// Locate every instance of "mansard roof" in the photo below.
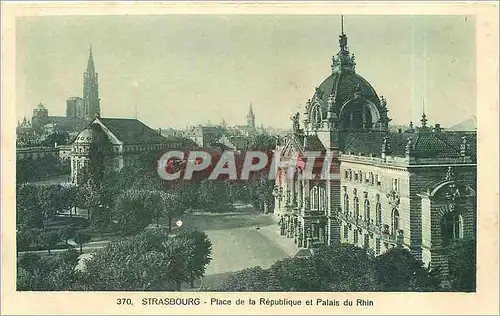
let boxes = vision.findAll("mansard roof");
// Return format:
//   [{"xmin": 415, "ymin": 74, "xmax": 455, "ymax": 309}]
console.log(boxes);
[
  {"xmin": 342, "ymin": 130, "xmax": 476, "ymax": 160},
  {"xmin": 98, "ymin": 117, "xmax": 166, "ymax": 145}
]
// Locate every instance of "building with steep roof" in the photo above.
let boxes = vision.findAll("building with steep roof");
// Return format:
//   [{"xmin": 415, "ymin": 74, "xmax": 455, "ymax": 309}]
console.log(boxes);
[
  {"xmin": 273, "ymin": 19, "xmax": 476, "ymax": 276},
  {"xmin": 70, "ymin": 117, "xmax": 182, "ymax": 184}
]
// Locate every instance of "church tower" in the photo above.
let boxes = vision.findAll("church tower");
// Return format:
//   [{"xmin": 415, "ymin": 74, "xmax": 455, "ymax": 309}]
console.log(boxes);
[
  {"xmin": 247, "ymin": 103, "xmax": 255, "ymax": 129},
  {"xmin": 83, "ymin": 45, "xmax": 100, "ymax": 120}
]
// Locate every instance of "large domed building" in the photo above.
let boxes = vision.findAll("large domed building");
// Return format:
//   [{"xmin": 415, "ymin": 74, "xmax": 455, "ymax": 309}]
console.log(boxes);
[
  {"xmin": 273, "ymin": 21, "xmax": 477, "ymax": 283},
  {"xmin": 303, "ymin": 30, "xmax": 390, "ymax": 132},
  {"xmin": 70, "ymin": 116, "xmax": 181, "ymax": 184}
]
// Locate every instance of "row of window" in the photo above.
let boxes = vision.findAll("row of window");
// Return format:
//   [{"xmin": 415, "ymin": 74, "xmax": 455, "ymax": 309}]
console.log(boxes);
[
  {"xmin": 345, "ymin": 228, "xmax": 386, "ymax": 255},
  {"xmin": 343, "ymin": 192, "xmax": 400, "ymax": 235},
  {"xmin": 344, "ymin": 169, "xmax": 400, "ymax": 191},
  {"xmin": 72, "ymin": 143, "xmax": 171, "ymax": 154}
]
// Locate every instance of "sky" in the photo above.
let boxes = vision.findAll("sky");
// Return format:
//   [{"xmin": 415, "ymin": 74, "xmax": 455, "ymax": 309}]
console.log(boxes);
[{"xmin": 16, "ymin": 14, "xmax": 476, "ymax": 129}]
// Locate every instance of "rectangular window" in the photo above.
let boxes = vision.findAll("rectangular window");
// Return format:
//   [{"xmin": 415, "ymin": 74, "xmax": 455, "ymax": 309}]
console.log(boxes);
[
  {"xmin": 353, "ymin": 230, "xmax": 358, "ymax": 244},
  {"xmin": 345, "ymin": 170, "xmax": 349, "ymax": 179},
  {"xmin": 375, "ymin": 238, "xmax": 381, "ymax": 255},
  {"xmin": 377, "ymin": 174, "xmax": 381, "ymax": 186},
  {"xmin": 393, "ymin": 178, "xmax": 399, "ymax": 191},
  {"xmin": 354, "ymin": 172, "xmax": 359, "ymax": 181},
  {"xmin": 364, "ymin": 233, "xmax": 370, "ymax": 249},
  {"xmin": 344, "ymin": 225, "xmax": 349, "ymax": 240}
]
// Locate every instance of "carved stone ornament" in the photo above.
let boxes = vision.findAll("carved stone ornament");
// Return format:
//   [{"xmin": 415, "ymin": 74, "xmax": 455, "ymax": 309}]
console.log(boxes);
[{"xmin": 386, "ymin": 190, "xmax": 400, "ymax": 207}]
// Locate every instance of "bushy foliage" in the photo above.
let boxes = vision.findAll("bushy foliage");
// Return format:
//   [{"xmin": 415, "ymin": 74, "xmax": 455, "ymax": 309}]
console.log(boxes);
[
  {"xmin": 443, "ymin": 238, "xmax": 476, "ymax": 292},
  {"xmin": 17, "ymin": 250, "xmax": 81, "ymax": 291},
  {"xmin": 80, "ymin": 228, "xmax": 212, "ymax": 291},
  {"xmin": 215, "ymin": 244, "xmax": 441, "ymax": 292}
]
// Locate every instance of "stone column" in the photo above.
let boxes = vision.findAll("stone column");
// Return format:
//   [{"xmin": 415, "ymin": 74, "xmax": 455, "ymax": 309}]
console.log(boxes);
[
  {"xmin": 297, "ymin": 174, "xmax": 303, "ymax": 208},
  {"xmin": 290, "ymin": 172, "xmax": 296, "ymax": 207},
  {"xmin": 302, "ymin": 178, "xmax": 310, "ymax": 213}
]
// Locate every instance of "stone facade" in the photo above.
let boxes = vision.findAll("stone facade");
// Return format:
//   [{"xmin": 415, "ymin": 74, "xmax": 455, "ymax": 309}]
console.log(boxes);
[
  {"xmin": 70, "ymin": 117, "xmax": 180, "ymax": 184},
  {"xmin": 273, "ymin": 25, "xmax": 477, "ymax": 275}
]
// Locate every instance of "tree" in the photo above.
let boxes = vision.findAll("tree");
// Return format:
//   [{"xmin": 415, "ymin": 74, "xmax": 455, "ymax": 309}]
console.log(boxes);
[
  {"xmin": 41, "ymin": 131, "xmax": 70, "ymax": 147},
  {"xmin": 62, "ymin": 185, "xmax": 79, "ymax": 217},
  {"xmin": 74, "ymin": 230, "xmax": 91, "ymax": 253},
  {"xmin": 213, "ymin": 267, "xmax": 272, "ymax": 291},
  {"xmin": 443, "ymin": 238, "xmax": 476, "ymax": 292},
  {"xmin": 90, "ymin": 205, "xmax": 113, "ymax": 237},
  {"xmin": 16, "ymin": 226, "xmax": 33, "ymax": 253},
  {"xmin": 37, "ymin": 185, "xmax": 67, "ymax": 219},
  {"xmin": 313, "ymin": 244, "xmax": 379, "ymax": 291},
  {"xmin": 114, "ymin": 189, "xmax": 156, "ymax": 235},
  {"xmin": 374, "ymin": 247, "xmax": 440, "ymax": 291},
  {"xmin": 175, "ymin": 228, "xmax": 212, "ymax": 287},
  {"xmin": 16, "ymin": 184, "xmax": 44, "ymax": 228},
  {"xmin": 17, "ymin": 252, "xmax": 81, "ymax": 291},
  {"xmin": 81, "ymin": 228, "xmax": 181, "ymax": 291},
  {"xmin": 40, "ymin": 229, "xmax": 61, "ymax": 255},
  {"xmin": 247, "ymin": 133, "xmax": 276, "ymax": 151},
  {"xmin": 197, "ymin": 180, "xmax": 231, "ymax": 213},
  {"xmin": 160, "ymin": 191, "xmax": 186, "ymax": 232},
  {"xmin": 269, "ymin": 257, "xmax": 322, "ymax": 291}
]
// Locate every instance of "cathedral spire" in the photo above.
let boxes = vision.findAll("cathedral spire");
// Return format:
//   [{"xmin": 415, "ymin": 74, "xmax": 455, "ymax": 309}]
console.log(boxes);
[
  {"xmin": 83, "ymin": 45, "xmax": 100, "ymax": 120},
  {"xmin": 247, "ymin": 103, "xmax": 255, "ymax": 129},
  {"xmin": 87, "ymin": 45, "xmax": 95, "ymax": 74}
]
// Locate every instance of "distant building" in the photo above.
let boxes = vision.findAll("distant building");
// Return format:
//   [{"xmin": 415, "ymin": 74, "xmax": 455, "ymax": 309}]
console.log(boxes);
[
  {"xmin": 16, "ymin": 146, "xmax": 58, "ymax": 161},
  {"xmin": 70, "ymin": 117, "xmax": 180, "ymax": 184},
  {"xmin": 185, "ymin": 125, "xmax": 224, "ymax": 147},
  {"xmin": 66, "ymin": 97, "xmax": 84, "ymax": 119},
  {"xmin": 247, "ymin": 103, "xmax": 256, "ymax": 130}
]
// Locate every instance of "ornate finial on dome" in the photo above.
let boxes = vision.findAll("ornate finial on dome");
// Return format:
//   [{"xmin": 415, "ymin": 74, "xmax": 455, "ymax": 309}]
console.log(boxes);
[
  {"xmin": 339, "ymin": 15, "xmax": 348, "ymax": 52},
  {"xmin": 331, "ymin": 15, "xmax": 355, "ymax": 74}
]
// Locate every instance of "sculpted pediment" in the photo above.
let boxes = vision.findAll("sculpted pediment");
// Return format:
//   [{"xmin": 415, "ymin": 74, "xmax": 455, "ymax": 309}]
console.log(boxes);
[{"xmin": 280, "ymin": 136, "xmax": 303, "ymax": 158}]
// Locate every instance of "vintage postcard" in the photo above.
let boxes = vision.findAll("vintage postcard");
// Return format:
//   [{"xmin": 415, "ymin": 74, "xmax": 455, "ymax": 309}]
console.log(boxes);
[{"xmin": 1, "ymin": 1, "xmax": 499, "ymax": 315}]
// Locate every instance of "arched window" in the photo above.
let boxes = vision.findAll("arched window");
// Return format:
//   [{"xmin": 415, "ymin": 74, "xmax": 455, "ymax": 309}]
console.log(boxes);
[
  {"xmin": 364, "ymin": 200, "xmax": 370, "ymax": 222},
  {"xmin": 310, "ymin": 104, "xmax": 323, "ymax": 128},
  {"xmin": 310, "ymin": 186, "xmax": 327, "ymax": 211},
  {"xmin": 391, "ymin": 208, "xmax": 400, "ymax": 235},
  {"xmin": 310, "ymin": 186, "xmax": 319, "ymax": 210},
  {"xmin": 441, "ymin": 212, "xmax": 463, "ymax": 245},
  {"xmin": 354, "ymin": 197, "xmax": 360, "ymax": 219},
  {"xmin": 376, "ymin": 203, "xmax": 382, "ymax": 226},
  {"xmin": 343, "ymin": 194, "xmax": 349, "ymax": 214}
]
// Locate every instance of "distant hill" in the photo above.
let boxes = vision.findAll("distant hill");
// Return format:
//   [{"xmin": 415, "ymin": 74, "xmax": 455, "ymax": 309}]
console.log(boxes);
[{"xmin": 448, "ymin": 117, "xmax": 477, "ymax": 131}]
